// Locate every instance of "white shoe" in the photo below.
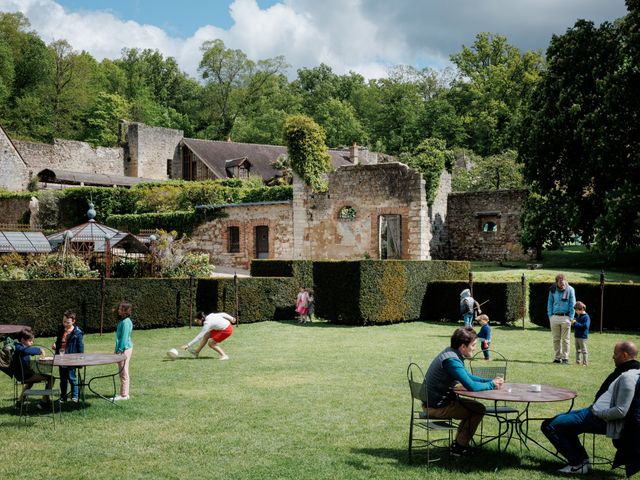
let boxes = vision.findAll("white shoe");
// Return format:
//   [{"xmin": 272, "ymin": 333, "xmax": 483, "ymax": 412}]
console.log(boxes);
[
  {"xmin": 558, "ymin": 461, "xmax": 591, "ymax": 474},
  {"xmin": 219, "ymin": 355, "xmax": 230, "ymax": 361},
  {"xmin": 112, "ymin": 395, "xmax": 130, "ymax": 401}
]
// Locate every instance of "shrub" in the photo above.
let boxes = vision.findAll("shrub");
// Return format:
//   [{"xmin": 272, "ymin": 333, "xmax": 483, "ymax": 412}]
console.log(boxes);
[
  {"xmin": 106, "ymin": 210, "xmax": 225, "ymax": 235},
  {"xmin": 25, "ymin": 254, "xmax": 98, "ymax": 279},
  {"xmin": 197, "ymin": 277, "xmax": 297, "ymax": 323},
  {"xmin": 0, "ymin": 278, "xmax": 193, "ymax": 335}
]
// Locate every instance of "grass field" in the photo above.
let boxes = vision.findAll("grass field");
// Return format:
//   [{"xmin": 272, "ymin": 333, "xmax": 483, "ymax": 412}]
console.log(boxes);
[
  {"xmin": 2, "ymin": 320, "xmax": 638, "ymax": 480},
  {"xmin": 471, "ymin": 246, "xmax": 640, "ymax": 283}
]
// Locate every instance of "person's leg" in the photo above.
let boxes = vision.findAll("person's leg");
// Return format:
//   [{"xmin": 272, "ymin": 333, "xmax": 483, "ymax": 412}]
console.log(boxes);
[
  {"xmin": 463, "ymin": 313, "xmax": 473, "ymax": 327},
  {"xmin": 550, "ymin": 316, "xmax": 562, "ymax": 361},
  {"xmin": 207, "ymin": 339, "xmax": 229, "ymax": 360},
  {"xmin": 118, "ymin": 348, "xmax": 133, "ymax": 398},
  {"xmin": 560, "ymin": 318, "xmax": 571, "ymax": 361},
  {"xmin": 582, "ymin": 340, "xmax": 588, "ymax": 366},
  {"xmin": 59, "ymin": 366, "xmax": 69, "ymax": 400},
  {"xmin": 68, "ymin": 367, "xmax": 79, "ymax": 400},
  {"xmin": 541, "ymin": 407, "xmax": 606, "ymax": 466},
  {"xmin": 194, "ymin": 336, "xmax": 209, "ymax": 355},
  {"xmin": 427, "ymin": 397, "xmax": 485, "ymax": 446}
]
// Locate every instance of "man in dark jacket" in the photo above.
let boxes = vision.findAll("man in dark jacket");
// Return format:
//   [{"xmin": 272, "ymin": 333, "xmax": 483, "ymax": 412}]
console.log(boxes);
[{"xmin": 613, "ymin": 376, "xmax": 640, "ymax": 478}]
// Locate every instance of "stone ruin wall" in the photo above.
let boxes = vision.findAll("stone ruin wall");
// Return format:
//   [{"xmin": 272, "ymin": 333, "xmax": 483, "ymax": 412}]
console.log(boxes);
[
  {"xmin": 0, "ymin": 126, "xmax": 30, "ymax": 191},
  {"xmin": 0, "ymin": 198, "xmax": 31, "ymax": 224},
  {"xmin": 187, "ymin": 202, "xmax": 293, "ymax": 269},
  {"xmin": 125, "ymin": 123, "xmax": 183, "ymax": 179},
  {"xmin": 427, "ymin": 169, "xmax": 451, "ymax": 259},
  {"xmin": 13, "ymin": 139, "xmax": 125, "ymax": 176},
  {"xmin": 293, "ymin": 162, "xmax": 429, "ymax": 260},
  {"xmin": 446, "ymin": 189, "xmax": 532, "ymax": 261}
]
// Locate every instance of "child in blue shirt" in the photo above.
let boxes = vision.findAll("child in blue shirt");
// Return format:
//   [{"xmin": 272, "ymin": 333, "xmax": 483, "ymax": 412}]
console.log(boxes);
[
  {"xmin": 476, "ymin": 314, "xmax": 491, "ymax": 360},
  {"xmin": 572, "ymin": 301, "xmax": 590, "ymax": 366}
]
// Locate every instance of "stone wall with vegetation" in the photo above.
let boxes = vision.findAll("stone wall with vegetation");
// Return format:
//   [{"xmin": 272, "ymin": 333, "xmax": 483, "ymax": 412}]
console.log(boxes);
[{"xmin": 446, "ymin": 189, "xmax": 531, "ymax": 261}]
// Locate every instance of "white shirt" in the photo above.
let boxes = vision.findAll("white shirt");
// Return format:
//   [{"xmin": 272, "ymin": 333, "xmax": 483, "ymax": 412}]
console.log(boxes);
[{"xmin": 187, "ymin": 313, "xmax": 235, "ymax": 347}]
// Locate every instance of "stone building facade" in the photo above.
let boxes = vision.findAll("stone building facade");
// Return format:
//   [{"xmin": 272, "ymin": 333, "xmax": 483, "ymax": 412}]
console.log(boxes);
[
  {"xmin": 446, "ymin": 189, "xmax": 531, "ymax": 261},
  {"xmin": 0, "ymin": 125, "xmax": 30, "ymax": 191},
  {"xmin": 125, "ymin": 122, "xmax": 183, "ymax": 179},
  {"xmin": 187, "ymin": 162, "xmax": 452, "ymax": 268}
]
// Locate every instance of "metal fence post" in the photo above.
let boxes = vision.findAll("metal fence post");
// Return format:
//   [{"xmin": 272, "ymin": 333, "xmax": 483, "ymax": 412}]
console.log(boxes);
[
  {"xmin": 521, "ymin": 272, "xmax": 526, "ymax": 330},
  {"xmin": 600, "ymin": 269, "xmax": 605, "ymax": 334}
]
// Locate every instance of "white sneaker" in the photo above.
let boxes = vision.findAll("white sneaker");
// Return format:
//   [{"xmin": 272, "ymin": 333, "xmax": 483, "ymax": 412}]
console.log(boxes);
[
  {"xmin": 558, "ymin": 461, "xmax": 591, "ymax": 474},
  {"xmin": 219, "ymin": 355, "xmax": 230, "ymax": 361},
  {"xmin": 112, "ymin": 395, "xmax": 130, "ymax": 401}
]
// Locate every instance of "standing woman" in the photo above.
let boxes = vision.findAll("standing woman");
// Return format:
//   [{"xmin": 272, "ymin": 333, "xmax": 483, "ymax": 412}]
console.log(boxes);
[{"xmin": 114, "ymin": 300, "xmax": 133, "ymax": 401}]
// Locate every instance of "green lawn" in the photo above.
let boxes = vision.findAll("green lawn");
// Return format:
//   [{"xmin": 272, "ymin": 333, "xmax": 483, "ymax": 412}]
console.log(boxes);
[
  {"xmin": 471, "ymin": 246, "xmax": 640, "ymax": 283},
  {"xmin": 2, "ymin": 320, "xmax": 638, "ymax": 479}
]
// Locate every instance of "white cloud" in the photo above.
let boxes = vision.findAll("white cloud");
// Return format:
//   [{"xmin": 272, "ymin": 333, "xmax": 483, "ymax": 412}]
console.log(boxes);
[{"xmin": 0, "ymin": 0, "xmax": 629, "ymax": 80}]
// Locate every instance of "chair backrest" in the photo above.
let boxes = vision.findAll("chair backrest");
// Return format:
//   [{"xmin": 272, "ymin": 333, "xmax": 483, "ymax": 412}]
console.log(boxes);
[
  {"xmin": 469, "ymin": 350, "xmax": 508, "ymax": 380},
  {"xmin": 407, "ymin": 362, "xmax": 428, "ymax": 406}
]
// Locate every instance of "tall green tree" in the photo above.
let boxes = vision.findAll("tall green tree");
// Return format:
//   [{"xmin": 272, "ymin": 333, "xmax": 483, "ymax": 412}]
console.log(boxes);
[
  {"xmin": 452, "ymin": 150, "xmax": 524, "ymax": 192},
  {"xmin": 518, "ymin": 9, "xmax": 635, "ymax": 256},
  {"xmin": 400, "ymin": 138, "xmax": 453, "ymax": 203},
  {"xmin": 199, "ymin": 39, "xmax": 287, "ymax": 140},
  {"xmin": 449, "ymin": 33, "xmax": 544, "ymax": 156}
]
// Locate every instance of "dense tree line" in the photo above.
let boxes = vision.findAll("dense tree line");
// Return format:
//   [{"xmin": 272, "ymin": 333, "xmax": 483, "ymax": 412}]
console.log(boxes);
[{"xmin": 2, "ymin": 5, "xmax": 638, "ymax": 257}]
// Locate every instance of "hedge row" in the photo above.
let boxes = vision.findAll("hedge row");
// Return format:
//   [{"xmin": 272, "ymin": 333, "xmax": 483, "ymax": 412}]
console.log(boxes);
[
  {"xmin": 422, "ymin": 281, "xmax": 525, "ymax": 325},
  {"xmin": 0, "ymin": 278, "xmax": 193, "ymax": 336},
  {"xmin": 312, "ymin": 260, "xmax": 470, "ymax": 325},
  {"xmin": 529, "ymin": 281, "xmax": 640, "ymax": 331},
  {"xmin": 105, "ymin": 207, "xmax": 227, "ymax": 235},
  {"xmin": 197, "ymin": 277, "xmax": 297, "ymax": 323}
]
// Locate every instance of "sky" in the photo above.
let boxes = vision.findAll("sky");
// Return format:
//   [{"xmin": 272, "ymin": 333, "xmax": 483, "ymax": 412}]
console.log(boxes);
[{"xmin": 0, "ymin": 0, "xmax": 630, "ymax": 80}]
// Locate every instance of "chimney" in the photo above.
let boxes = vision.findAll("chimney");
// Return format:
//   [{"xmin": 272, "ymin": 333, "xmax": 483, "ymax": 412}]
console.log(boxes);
[{"xmin": 349, "ymin": 142, "xmax": 359, "ymax": 165}]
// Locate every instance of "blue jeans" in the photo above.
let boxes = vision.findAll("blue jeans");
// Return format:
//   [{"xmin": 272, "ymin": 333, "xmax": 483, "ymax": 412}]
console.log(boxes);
[
  {"xmin": 541, "ymin": 407, "xmax": 606, "ymax": 465},
  {"xmin": 59, "ymin": 366, "xmax": 79, "ymax": 400},
  {"xmin": 463, "ymin": 313, "xmax": 474, "ymax": 327}
]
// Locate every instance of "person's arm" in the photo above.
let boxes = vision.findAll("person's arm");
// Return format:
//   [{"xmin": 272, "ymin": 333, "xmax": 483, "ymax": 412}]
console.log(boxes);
[
  {"xmin": 593, "ymin": 375, "xmax": 637, "ymax": 421},
  {"xmin": 115, "ymin": 320, "xmax": 132, "ymax": 353},
  {"xmin": 77, "ymin": 329, "xmax": 85, "ymax": 353},
  {"xmin": 568, "ymin": 287, "xmax": 576, "ymax": 320},
  {"xmin": 443, "ymin": 357, "xmax": 496, "ymax": 391},
  {"xmin": 219, "ymin": 312, "xmax": 237, "ymax": 325},
  {"xmin": 547, "ymin": 291, "xmax": 554, "ymax": 318},
  {"xmin": 186, "ymin": 322, "xmax": 212, "ymax": 348}
]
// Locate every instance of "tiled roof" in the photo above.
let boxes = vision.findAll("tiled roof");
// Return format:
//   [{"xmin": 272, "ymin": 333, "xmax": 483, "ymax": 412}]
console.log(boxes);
[
  {"xmin": 38, "ymin": 169, "xmax": 155, "ymax": 187},
  {"xmin": 181, "ymin": 139, "xmax": 353, "ymax": 180}
]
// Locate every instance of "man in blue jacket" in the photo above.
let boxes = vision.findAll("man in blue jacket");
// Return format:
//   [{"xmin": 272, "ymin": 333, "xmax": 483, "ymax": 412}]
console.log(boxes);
[
  {"xmin": 547, "ymin": 273, "xmax": 576, "ymax": 364},
  {"xmin": 423, "ymin": 327, "xmax": 504, "ymax": 456}
]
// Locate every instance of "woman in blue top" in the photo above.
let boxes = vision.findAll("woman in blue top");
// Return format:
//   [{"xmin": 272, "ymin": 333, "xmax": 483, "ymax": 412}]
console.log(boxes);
[{"xmin": 114, "ymin": 301, "xmax": 133, "ymax": 401}]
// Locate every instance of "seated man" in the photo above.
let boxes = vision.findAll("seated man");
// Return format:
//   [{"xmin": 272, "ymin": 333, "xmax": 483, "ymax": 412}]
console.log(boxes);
[
  {"xmin": 422, "ymin": 326, "xmax": 504, "ymax": 456},
  {"xmin": 542, "ymin": 341, "xmax": 640, "ymax": 474}
]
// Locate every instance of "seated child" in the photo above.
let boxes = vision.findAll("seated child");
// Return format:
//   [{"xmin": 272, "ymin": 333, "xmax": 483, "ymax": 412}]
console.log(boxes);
[
  {"xmin": 13, "ymin": 329, "xmax": 55, "ymax": 408},
  {"xmin": 476, "ymin": 314, "xmax": 491, "ymax": 360}
]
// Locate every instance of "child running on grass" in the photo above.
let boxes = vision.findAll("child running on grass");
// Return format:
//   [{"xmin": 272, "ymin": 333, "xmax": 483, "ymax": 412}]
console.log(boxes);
[
  {"xmin": 113, "ymin": 301, "xmax": 133, "ymax": 401},
  {"xmin": 182, "ymin": 311, "xmax": 237, "ymax": 360}
]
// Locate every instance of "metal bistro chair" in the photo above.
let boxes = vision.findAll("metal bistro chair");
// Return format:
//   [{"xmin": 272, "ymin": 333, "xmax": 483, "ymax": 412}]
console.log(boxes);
[
  {"xmin": 15, "ymin": 346, "xmax": 61, "ymax": 426},
  {"xmin": 468, "ymin": 350, "xmax": 520, "ymax": 449},
  {"xmin": 407, "ymin": 362, "xmax": 458, "ymax": 464}
]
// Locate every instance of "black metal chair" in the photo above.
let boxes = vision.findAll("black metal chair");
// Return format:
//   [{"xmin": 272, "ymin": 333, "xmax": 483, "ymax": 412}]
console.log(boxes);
[
  {"xmin": 468, "ymin": 350, "xmax": 520, "ymax": 448},
  {"xmin": 407, "ymin": 362, "xmax": 458, "ymax": 464}
]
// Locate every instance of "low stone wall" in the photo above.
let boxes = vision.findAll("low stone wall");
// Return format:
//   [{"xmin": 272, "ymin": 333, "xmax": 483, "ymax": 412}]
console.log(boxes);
[{"xmin": 14, "ymin": 138, "xmax": 125, "ymax": 176}]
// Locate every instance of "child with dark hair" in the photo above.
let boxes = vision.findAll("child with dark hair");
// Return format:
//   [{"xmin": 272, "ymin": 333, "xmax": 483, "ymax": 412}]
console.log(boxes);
[
  {"xmin": 14, "ymin": 329, "xmax": 54, "ymax": 408},
  {"xmin": 52, "ymin": 310, "xmax": 84, "ymax": 402},
  {"xmin": 113, "ymin": 301, "xmax": 133, "ymax": 401},
  {"xmin": 572, "ymin": 301, "xmax": 590, "ymax": 366}
]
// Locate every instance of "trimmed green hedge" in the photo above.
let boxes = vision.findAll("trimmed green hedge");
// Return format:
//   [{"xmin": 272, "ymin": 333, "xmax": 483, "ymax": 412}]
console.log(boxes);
[
  {"xmin": 422, "ymin": 281, "xmax": 525, "ymax": 325},
  {"xmin": 311, "ymin": 260, "xmax": 470, "ymax": 325},
  {"xmin": 105, "ymin": 207, "xmax": 227, "ymax": 235},
  {"xmin": 197, "ymin": 277, "xmax": 297, "ymax": 323},
  {"xmin": 0, "ymin": 278, "xmax": 193, "ymax": 336},
  {"xmin": 529, "ymin": 281, "xmax": 640, "ymax": 331}
]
